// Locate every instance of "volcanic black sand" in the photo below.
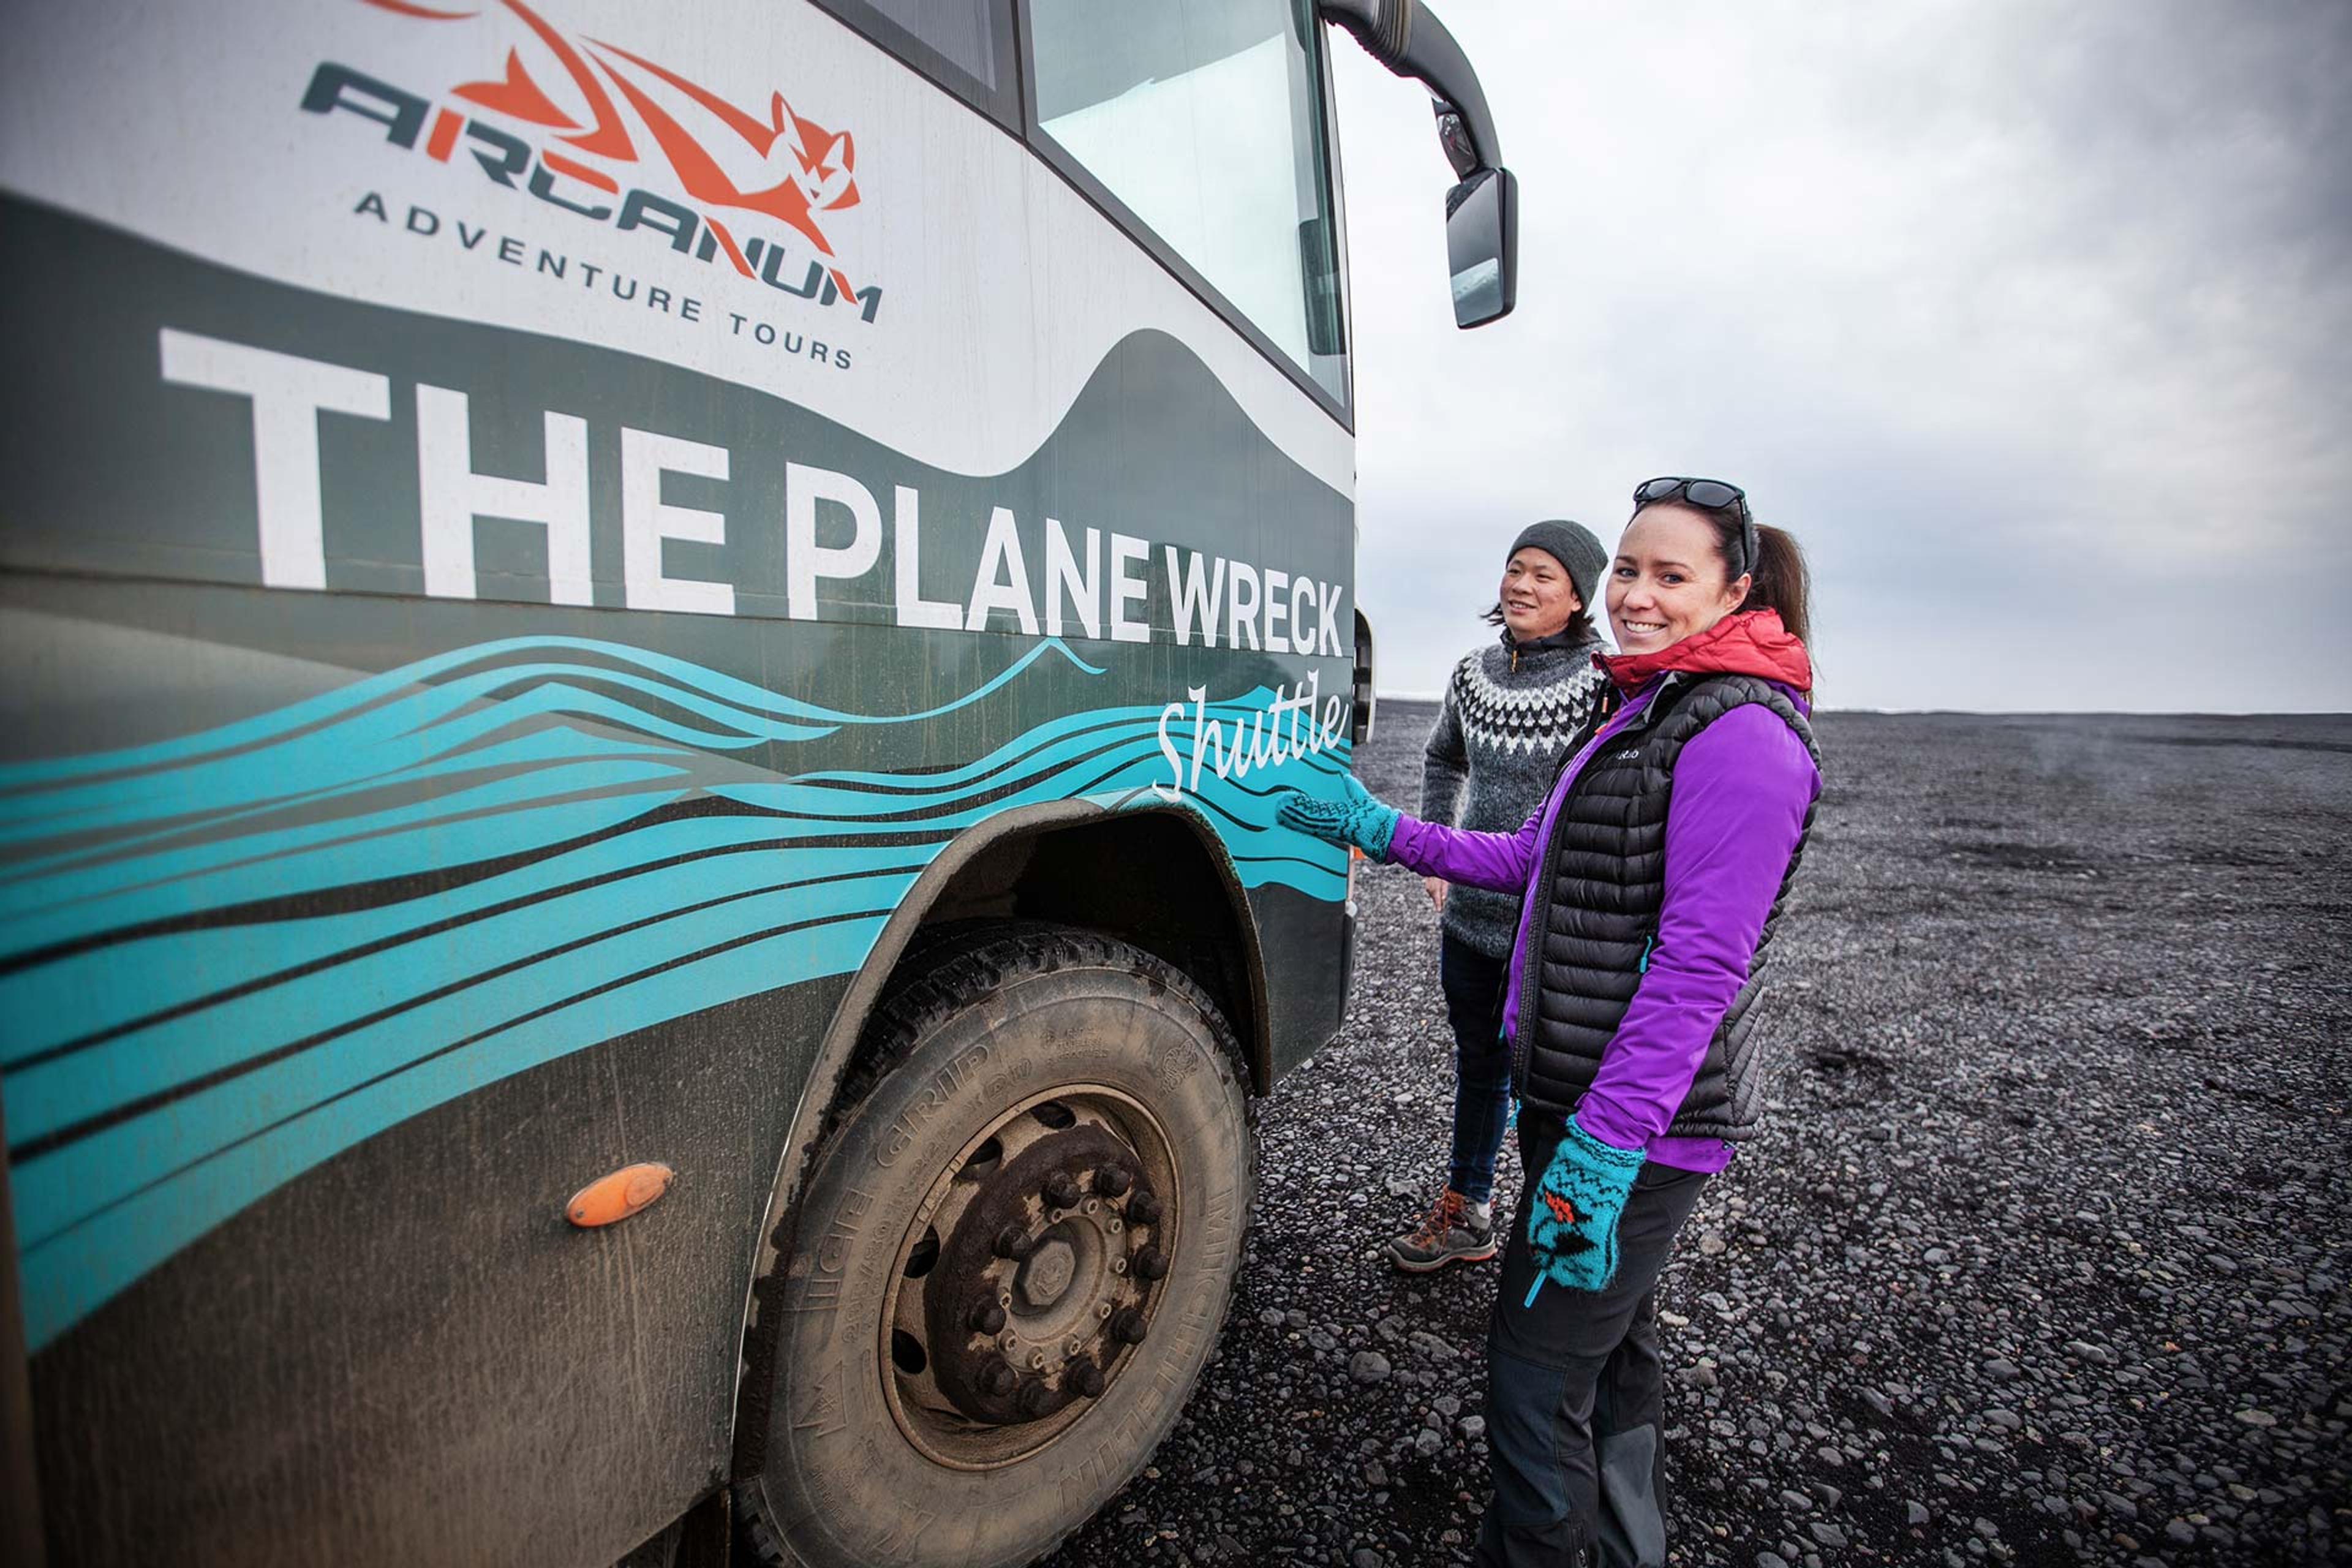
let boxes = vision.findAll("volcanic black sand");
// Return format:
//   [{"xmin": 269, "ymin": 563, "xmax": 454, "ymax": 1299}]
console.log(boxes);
[{"xmin": 1043, "ymin": 706, "xmax": 2351, "ymax": 1567}]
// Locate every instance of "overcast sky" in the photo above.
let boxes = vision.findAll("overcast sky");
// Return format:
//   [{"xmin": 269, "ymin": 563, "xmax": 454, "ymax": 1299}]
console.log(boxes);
[{"xmin": 1327, "ymin": 0, "xmax": 2351, "ymax": 712}]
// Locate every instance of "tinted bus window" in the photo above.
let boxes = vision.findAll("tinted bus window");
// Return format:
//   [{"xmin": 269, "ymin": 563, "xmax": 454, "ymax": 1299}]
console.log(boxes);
[
  {"xmin": 814, "ymin": 0, "xmax": 1020, "ymax": 126},
  {"xmin": 1030, "ymin": 0, "xmax": 1348, "ymax": 404}
]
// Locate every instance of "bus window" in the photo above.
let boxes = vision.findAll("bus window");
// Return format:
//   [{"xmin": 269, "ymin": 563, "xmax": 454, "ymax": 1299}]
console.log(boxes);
[
  {"xmin": 813, "ymin": 0, "xmax": 1021, "ymax": 128},
  {"xmin": 1029, "ymin": 0, "xmax": 1349, "ymax": 405}
]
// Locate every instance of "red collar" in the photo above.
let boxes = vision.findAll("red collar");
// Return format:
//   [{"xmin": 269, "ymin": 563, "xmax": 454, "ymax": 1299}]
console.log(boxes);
[{"xmin": 1597, "ymin": 609, "xmax": 1813, "ymax": 696}]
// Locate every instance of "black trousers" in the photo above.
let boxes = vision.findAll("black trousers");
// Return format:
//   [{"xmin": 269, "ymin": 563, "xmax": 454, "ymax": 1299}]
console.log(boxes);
[{"xmin": 1475, "ymin": 1111, "xmax": 1710, "ymax": 1568}]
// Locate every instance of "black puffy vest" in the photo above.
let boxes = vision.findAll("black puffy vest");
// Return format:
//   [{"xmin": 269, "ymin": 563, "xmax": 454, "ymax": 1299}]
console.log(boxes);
[{"xmin": 1509, "ymin": 673, "xmax": 1820, "ymax": 1142}]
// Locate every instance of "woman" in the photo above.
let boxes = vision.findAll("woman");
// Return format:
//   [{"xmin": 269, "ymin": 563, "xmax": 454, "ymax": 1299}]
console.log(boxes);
[
  {"xmin": 1393, "ymin": 520, "xmax": 1612, "ymax": 1274},
  {"xmin": 1281, "ymin": 478, "xmax": 1820, "ymax": 1567}
]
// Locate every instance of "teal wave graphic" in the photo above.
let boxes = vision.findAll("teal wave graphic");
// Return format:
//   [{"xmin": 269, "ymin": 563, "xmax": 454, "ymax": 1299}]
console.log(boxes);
[{"xmin": 0, "ymin": 635, "xmax": 1353, "ymax": 1351}]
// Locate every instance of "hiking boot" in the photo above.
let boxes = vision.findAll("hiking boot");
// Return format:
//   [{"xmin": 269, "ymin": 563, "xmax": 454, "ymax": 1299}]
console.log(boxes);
[{"xmin": 1387, "ymin": 1187, "xmax": 1498, "ymax": 1273}]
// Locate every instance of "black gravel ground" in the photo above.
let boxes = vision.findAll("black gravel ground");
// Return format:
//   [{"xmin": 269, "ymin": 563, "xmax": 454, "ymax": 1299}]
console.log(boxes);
[{"xmin": 1042, "ymin": 705, "xmax": 2352, "ymax": 1568}]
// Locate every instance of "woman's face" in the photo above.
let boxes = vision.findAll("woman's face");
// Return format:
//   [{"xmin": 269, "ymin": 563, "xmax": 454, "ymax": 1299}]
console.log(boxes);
[
  {"xmin": 1498, "ymin": 548, "xmax": 1580, "ymax": 641},
  {"xmin": 1607, "ymin": 505, "xmax": 1751, "ymax": 656}
]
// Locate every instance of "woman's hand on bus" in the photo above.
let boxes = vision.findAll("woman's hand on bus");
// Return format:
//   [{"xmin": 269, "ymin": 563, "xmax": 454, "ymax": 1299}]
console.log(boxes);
[
  {"xmin": 1275, "ymin": 774, "xmax": 1399, "ymax": 859},
  {"xmin": 1424, "ymin": 877, "xmax": 1448, "ymax": 912}
]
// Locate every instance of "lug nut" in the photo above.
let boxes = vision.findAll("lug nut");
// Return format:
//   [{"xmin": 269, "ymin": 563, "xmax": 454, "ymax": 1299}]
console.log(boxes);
[
  {"xmin": 1072, "ymin": 1362, "xmax": 1107, "ymax": 1398},
  {"xmin": 1095, "ymin": 1165, "xmax": 1132, "ymax": 1197},
  {"xmin": 1110, "ymin": 1307, "xmax": 1148, "ymax": 1345},
  {"xmin": 1126, "ymin": 1191, "xmax": 1161, "ymax": 1227},
  {"xmin": 1017, "ymin": 1379, "xmax": 1055, "ymax": 1418},
  {"xmin": 993, "ymin": 1224, "xmax": 1035, "ymax": 1261},
  {"xmin": 1042, "ymin": 1172, "xmax": 1082, "ymax": 1210},
  {"xmin": 968, "ymin": 1301, "xmax": 1007, "ymax": 1334},
  {"xmin": 980, "ymin": 1362, "xmax": 1018, "ymax": 1397},
  {"xmin": 1133, "ymin": 1244, "xmax": 1170, "ymax": 1281}
]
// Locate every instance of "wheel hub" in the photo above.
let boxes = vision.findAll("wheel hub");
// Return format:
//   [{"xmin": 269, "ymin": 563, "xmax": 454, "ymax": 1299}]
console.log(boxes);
[
  {"xmin": 892, "ymin": 1102, "xmax": 1172, "ymax": 1449},
  {"xmin": 1016, "ymin": 1238, "xmax": 1077, "ymax": 1310}
]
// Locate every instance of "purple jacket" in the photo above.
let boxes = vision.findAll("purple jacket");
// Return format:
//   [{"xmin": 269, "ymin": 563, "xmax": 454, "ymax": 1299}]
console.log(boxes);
[{"xmin": 1385, "ymin": 678, "xmax": 1820, "ymax": 1170}]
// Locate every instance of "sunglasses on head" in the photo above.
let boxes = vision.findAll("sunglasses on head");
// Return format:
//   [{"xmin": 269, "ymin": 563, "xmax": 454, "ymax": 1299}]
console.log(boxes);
[{"xmin": 1633, "ymin": 477, "xmax": 1757, "ymax": 579}]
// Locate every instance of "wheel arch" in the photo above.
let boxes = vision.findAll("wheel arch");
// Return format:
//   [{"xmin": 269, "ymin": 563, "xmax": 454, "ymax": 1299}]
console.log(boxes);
[{"xmin": 727, "ymin": 799, "xmax": 1267, "ymax": 1471}]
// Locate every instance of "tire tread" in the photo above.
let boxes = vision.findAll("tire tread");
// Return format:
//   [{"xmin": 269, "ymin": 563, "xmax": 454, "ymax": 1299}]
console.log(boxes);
[{"xmin": 735, "ymin": 923, "xmax": 1257, "ymax": 1568}]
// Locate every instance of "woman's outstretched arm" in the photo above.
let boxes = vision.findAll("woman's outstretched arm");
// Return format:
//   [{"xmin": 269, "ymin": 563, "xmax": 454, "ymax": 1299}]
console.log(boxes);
[{"xmin": 1385, "ymin": 801, "xmax": 1543, "ymax": 894}]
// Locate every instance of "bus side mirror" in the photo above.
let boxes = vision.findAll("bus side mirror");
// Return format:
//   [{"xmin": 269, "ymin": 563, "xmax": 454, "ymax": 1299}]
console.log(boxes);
[
  {"xmin": 1446, "ymin": 166, "xmax": 1516, "ymax": 328},
  {"xmin": 1320, "ymin": 3, "xmax": 1517, "ymax": 328}
]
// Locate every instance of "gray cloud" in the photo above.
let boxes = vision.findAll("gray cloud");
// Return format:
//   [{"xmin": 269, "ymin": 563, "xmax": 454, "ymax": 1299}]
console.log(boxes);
[{"xmin": 1331, "ymin": 1, "xmax": 2351, "ymax": 711}]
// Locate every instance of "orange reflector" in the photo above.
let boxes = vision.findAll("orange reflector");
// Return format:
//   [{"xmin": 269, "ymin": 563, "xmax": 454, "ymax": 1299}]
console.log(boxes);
[{"xmin": 567, "ymin": 1162, "xmax": 674, "ymax": 1227}]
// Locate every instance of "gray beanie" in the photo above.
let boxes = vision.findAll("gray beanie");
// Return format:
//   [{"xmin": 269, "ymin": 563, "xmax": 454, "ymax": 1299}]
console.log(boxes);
[{"xmin": 1509, "ymin": 519, "xmax": 1607, "ymax": 610}]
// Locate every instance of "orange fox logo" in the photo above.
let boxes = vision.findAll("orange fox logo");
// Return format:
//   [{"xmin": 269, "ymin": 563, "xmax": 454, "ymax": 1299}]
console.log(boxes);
[{"xmin": 362, "ymin": 0, "xmax": 864, "ymax": 294}]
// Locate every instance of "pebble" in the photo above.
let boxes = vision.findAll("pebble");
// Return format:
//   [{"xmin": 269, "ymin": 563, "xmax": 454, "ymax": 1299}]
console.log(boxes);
[{"xmin": 1348, "ymin": 1351, "xmax": 1392, "ymax": 1385}]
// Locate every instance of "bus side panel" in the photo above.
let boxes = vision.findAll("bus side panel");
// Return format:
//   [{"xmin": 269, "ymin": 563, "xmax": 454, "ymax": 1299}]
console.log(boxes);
[
  {"xmin": 0, "ymin": 222, "xmax": 1351, "ymax": 1568},
  {"xmin": 17, "ymin": 975, "xmax": 837, "ymax": 1568},
  {"xmin": 1251, "ymin": 883, "xmax": 1351, "ymax": 1082}
]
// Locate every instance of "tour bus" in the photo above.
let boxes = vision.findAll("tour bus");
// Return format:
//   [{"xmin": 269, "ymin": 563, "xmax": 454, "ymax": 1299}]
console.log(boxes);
[{"xmin": 0, "ymin": 1, "xmax": 1515, "ymax": 1563}]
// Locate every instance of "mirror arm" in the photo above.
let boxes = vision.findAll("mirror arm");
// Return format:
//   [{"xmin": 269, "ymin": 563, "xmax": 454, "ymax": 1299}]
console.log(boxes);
[{"xmin": 1318, "ymin": 1, "xmax": 1502, "ymax": 175}]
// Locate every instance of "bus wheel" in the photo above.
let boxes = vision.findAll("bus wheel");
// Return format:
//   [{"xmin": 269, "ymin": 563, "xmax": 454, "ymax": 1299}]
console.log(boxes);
[{"xmin": 739, "ymin": 927, "xmax": 1254, "ymax": 1568}]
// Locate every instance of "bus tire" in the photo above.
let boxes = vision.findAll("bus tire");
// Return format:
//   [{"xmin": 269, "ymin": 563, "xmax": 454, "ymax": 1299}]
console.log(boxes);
[{"xmin": 738, "ymin": 927, "xmax": 1254, "ymax": 1568}]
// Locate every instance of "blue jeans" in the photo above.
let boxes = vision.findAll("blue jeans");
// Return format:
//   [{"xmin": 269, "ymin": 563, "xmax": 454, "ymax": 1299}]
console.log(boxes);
[
  {"xmin": 1476, "ymin": 1112, "xmax": 1710, "ymax": 1567},
  {"xmin": 1441, "ymin": 934, "xmax": 1514, "ymax": 1205}
]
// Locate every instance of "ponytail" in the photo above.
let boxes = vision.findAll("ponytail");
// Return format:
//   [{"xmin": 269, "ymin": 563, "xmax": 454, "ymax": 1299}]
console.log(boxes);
[{"xmin": 1741, "ymin": 524, "xmax": 1811, "ymax": 646}]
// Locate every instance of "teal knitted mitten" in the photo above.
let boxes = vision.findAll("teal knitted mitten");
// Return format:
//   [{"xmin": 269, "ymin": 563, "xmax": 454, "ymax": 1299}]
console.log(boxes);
[
  {"xmin": 1525, "ymin": 1115, "xmax": 1646, "ymax": 1301},
  {"xmin": 1275, "ymin": 774, "xmax": 1398, "ymax": 859}
]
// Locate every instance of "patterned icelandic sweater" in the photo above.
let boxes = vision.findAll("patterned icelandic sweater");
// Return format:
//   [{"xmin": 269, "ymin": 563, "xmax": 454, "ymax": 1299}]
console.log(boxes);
[{"xmin": 1420, "ymin": 626, "xmax": 1612, "ymax": 958}]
